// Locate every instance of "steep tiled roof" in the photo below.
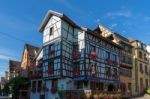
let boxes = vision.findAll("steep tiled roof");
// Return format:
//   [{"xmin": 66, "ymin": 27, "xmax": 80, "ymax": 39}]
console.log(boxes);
[
  {"xmin": 25, "ymin": 44, "xmax": 40, "ymax": 57},
  {"xmin": 39, "ymin": 10, "xmax": 79, "ymax": 32}
]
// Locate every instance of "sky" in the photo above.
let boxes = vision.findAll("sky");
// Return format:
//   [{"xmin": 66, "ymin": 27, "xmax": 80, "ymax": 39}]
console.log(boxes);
[{"xmin": 0, "ymin": 0, "xmax": 150, "ymax": 77}]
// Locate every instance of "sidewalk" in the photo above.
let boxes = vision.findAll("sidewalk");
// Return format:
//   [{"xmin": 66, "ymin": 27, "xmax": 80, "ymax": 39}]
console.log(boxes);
[{"xmin": 131, "ymin": 94, "xmax": 150, "ymax": 99}]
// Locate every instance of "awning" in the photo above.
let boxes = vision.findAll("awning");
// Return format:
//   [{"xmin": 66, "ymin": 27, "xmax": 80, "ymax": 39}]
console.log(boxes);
[{"xmin": 73, "ymin": 76, "xmax": 122, "ymax": 84}]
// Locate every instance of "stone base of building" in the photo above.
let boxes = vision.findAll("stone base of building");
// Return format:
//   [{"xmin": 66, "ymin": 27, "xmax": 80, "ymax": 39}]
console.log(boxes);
[{"xmin": 58, "ymin": 90, "xmax": 123, "ymax": 99}]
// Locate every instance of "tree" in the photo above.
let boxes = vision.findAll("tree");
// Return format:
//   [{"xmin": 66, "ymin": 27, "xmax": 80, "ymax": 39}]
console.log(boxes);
[{"xmin": 3, "ymin": 77, "xmax": 29, "ymax": 99}]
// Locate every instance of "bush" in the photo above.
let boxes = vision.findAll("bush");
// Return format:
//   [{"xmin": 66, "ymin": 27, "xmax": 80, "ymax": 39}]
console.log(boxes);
[{"xmin": 146, "ymin": 88, "xmax": 150, "ymax": 95}]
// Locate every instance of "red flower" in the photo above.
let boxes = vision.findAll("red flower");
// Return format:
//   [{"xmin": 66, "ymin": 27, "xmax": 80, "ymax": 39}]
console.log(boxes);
[
  {"xmin": 37, "ymin": 63, "xmax": 42, "ymax": 68},
  {"xmin": 51, "ymin": 87, "xmax": 57, "ymax": 94},
  {"xmin": 89, "ymin": 51, "xmax": 97, "ymax": 59},
  {"xmin": 38, "ymin": 73, "xmax": 42, "ymax": 78},
  {"xmin": 48, "ymin": 51, "xmax": 55, "ymax": 56},
  {"xmin": 73, "ymin": 70, "xmax": 79, "ymax": 76},
  {"xmin": 72, "ymin": 51, "xmax": 80, "ymax": 59},
  {"xmin": 47, "ymin": 67, "xmax": 53, "ymax": 75}
]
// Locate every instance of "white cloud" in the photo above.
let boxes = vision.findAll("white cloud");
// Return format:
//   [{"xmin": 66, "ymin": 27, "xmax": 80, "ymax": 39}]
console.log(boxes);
[
  {"xmin": 96, "ymin": 18, "xmax": 100, "ymax": 23},
  {"xmin": 105, "ymin": 10, "xmax": 132, "ymax": 18},
  {"xmin": 144, "ymin": 16, "xmax": 150, "ymax": 21},
  {"xmin": 0, "ymin": 48, "xmax": 20, "ymax": 61},
  {"xmin": 109, "ymin": 23, "xmax": 118, "ymax": 29},
  {"xmin": 0, "ymin": 54, "xmax": 17, "ymax": 61}
]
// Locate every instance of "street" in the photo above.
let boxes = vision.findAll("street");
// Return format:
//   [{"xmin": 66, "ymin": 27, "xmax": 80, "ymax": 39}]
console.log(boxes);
[{"xmin": 0, "ymin": 96, "xmax": 11, "ymax": 99}]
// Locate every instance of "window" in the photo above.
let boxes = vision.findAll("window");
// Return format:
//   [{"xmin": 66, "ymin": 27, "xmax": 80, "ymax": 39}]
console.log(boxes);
[
  {"xmin": 48, "ymin": 61, "xmax": 54, "ymax": 74},
  {"xmin": 76, "ymin": 81, "xmax": 83, "ymax": 89},
  {"xmin": 40, "ymin": 94, "xmax": 45, "ymax": 99},
  {"xmin": 52, "ymin": 79, "xmax": 58, "ymax": 88},
  {"xmin": 113, "ymin": 68, "xmax": 117, "ymax": 78},
  {"xmin": 73, "ymin": 44, "xmax": 79, "ymax": 51},
  {"xmin": 90, "ymin": 44, "xmax": 96, "ymax": 52},
  {"xmin": 105, "ymin": 51, "xmax": 110, "ymax": 60},
  {"xmin": 128, "ymin": 83, "xmax": 131, "ymax": 91},
  {"xmin": 139, "ymin": 51, "xmax": 142, "ymax": 58},
  {"xmin": 112, "ymin": 54, "xmax": 117, "ymax": 61},
  {"xmin": 125, "ymin": 45, "xmax": 129, "ymax": 51},
  {"xmin": 140, "ymin": 64, "xmax": 143, "ymax": 73},
  {"xmin": 144, "ymin": 54, "xmax": 147, "ymax": 61},
  {"xmin": 90, "ymin": 82, "xmax": 96, "ymax": 90},
  {"xmin": 73, "ymin": 62, "xmax": 80, "ymax": 76},
  {"xmin": 140, "ymin": 78, "xmax": 143, "ymax": 89},
  {"xmin": 32, "ymin": 81, "xmax": 36, "ymax": 88},
  {"xmin": 49, "ymin": 27, "xmax": 54, "ymax": 36},
  {"xmin": 145, "ymin": 65, "xmax": 147, "ymax": 74},
  {"xmin": 49, "ymin": 44, "xmax": 54, "ymax": 52},
  {"xmin": 38, "ymin": 80, "xmax": 42, "ymax": 88}
]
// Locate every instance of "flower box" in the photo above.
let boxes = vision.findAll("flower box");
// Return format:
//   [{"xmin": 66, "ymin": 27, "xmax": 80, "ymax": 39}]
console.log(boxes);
[
  {"xmin": 47, "ymin": 67, "xmax": 53, "ymax": 75},
  {"xmin": 89, "ymin": 51, "xmax": 97, "ymax": 59},
  {"xmin": 73, "ymin": 70, "xmax": 80, "ymax": 76},
  {"xmin": 72, "ymin": 51, "xmax": 80, "ymax": 59}
]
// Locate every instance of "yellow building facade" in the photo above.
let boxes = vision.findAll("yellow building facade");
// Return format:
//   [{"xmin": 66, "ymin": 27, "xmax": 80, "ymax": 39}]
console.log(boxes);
[{"xmin": 129, "ymin": 39, "xmax": 149, "ymax": 96}]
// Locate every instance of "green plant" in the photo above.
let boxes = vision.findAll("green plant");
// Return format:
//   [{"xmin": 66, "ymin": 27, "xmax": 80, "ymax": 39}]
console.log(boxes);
[{"xmin": 146, "ymin": 88, "xmax": 150, "ymax": 95}]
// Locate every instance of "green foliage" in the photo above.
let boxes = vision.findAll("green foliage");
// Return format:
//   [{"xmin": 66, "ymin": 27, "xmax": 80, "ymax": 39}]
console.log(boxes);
[
  {"xmin": 3, "ymin": 77, "xmax": 29, "ymax": 98},
  {"xmin": 146, "ymin": 88, "xmax": 150, "ymax": 95}
]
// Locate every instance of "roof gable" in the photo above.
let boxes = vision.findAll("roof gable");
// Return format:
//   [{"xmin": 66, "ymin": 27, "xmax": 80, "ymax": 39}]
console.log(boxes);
[{"xmin": 39, "ymin": 10, "xmax": 79, "ymax": 32}]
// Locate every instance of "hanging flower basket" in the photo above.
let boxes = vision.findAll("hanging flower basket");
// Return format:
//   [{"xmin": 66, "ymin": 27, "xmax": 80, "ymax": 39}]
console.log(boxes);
[
  {"xmin": 51, "ymin": 87, "xmax": 57, "ymax": 94},
  {"xmin": 48, "ymin": 50, "xmax": 55, "ymax": 56},
  {"xmin": 89, "ymin": 51, "xmax": 97, "ymax": 59}
]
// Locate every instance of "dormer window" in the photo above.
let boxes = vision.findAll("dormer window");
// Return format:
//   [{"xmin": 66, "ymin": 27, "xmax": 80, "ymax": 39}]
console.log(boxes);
[{"xmin": 49, "ymin": 27, "xmax": 54, "ymax": 36}]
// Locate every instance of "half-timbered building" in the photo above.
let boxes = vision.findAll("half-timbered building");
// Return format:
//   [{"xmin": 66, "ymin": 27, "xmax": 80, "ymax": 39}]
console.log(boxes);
[
  {"xmin": 31, "ymin": 10, "xmax": 123, "ymax": 99},
  {"xmin": 93, "ymin": 25, "xmax": 133, "ymax": 98}
]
